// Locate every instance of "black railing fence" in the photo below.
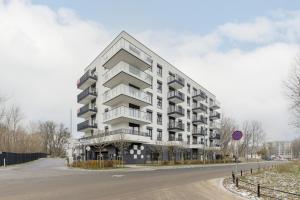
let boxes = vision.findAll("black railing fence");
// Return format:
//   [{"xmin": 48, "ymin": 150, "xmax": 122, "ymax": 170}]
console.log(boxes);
[
  {"xmin": 0, "ymin": 152, "xmax": 46, "ymax": 166},
  {"xmin": 231, "ymin": 165, "xmax": 300, "ymax": 199}
]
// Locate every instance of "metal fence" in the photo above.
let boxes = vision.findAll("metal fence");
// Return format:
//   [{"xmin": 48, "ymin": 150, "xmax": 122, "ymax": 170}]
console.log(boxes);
[
  {"xmin": 0, "ymin": 152, "xmax": 47, "ymax": 166},
  {"xmin": 232, "ymin": 166, "xmax": 300, "ymax": 199}
]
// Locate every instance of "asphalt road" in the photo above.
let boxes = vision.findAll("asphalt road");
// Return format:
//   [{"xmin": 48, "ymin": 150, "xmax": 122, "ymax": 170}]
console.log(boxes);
[{"xmin": 0, "ymin": 158, "xmax": 284, "ymax": 200}]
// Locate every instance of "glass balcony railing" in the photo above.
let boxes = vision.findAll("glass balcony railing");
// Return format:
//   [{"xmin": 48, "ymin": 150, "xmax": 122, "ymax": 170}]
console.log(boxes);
[
  {"xmin": 102, "ymin": 38, "xmax": 153, "ymax": 67},
  {"xmin": 103, "ymin": 106, "xmax": 151, "ymax": 123},
  {"xmin": 103, "ymin": 84, "xmax": 152, "ymax": 104},
  {"xmin": 102, "ymin": 62, "xmax": 152, "ymax": 86}
]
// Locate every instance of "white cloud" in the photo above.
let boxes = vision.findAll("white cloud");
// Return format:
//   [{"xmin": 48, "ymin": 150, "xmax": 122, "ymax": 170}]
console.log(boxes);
[{"xmin": 0, "ymin": 0, "xmax": 299, "ymax": 140}]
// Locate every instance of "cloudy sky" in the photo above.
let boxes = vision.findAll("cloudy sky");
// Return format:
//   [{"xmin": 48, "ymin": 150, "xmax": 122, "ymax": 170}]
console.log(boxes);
[{"xmin": 1, "ymin": 0, "xmax": 300, "ymax": 140}]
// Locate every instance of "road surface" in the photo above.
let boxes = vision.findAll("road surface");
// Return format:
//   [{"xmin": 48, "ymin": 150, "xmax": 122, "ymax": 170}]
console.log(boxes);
[{"xmin": 0, "ymin": 158, "xmax": 282, "ymax": 200}]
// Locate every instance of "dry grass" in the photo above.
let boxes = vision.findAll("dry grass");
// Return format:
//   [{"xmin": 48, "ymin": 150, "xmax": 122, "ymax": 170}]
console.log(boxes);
[{"xmin": 70, "ymin": 160, "xmax": 123, "ymax": 169}]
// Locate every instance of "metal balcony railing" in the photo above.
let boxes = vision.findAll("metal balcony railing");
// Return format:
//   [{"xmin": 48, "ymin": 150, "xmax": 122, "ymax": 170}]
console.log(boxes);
[
  {"xmin": 167, "ymin": 74, "xmax": 185, "ymax": 86},
  {"xmin": 168, "ymin": 121, "xmax": 185, "ymax": 130},
  {"xmin": 77, "ymin": 87, "xmax": 97, "ymax": 103},
  {"xmin": 77, "ymin": 104, "xmax": 97, "ymax": 117},
  {"xmin": 168, "ymin": 106, "xmax": 185, "ymax": 115},
  {"xmin": 192, "ymin": 115, "xmax": 208, "ymax": 124},
  {"xmin": 192, "ymin": 102, "xmax": 208, "ymax": 112},
  {"xmin": 77, "ymin": 120, "xmax": 97, "ymax": 131},
  {"xmin": 167, "ymin": 90, "xmax": 185, "ymax": 101},
  {"xmin": 77, "ymin": 69, "xmax": 97, "ymax": 89}
]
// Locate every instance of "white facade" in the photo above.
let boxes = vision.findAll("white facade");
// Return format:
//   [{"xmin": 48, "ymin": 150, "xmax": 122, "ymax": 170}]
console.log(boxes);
[{"xmin": 76, "ymin": 31, "xmax": 221, "ymax": 155}]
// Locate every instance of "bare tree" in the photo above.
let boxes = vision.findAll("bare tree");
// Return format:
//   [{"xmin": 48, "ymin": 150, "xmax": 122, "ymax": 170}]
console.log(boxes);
[
  {"xmin": 220, "ymin": 116, "xmax": 238, "ymax": 160},
  {"xmin": 292, "ymin": 137, "xmax": 300, "ymax": 158},
  {"xmin": 94, "ymin": 130, "xmax": 110, "ymax": 167},
  {"xmin": 285, "ymin": 58, "xmax": 300, "ymax": 128},
  {"xmin": 148, "ymin": 142, "xmax": 164, "ymax": 164},
  {"xmin": 113, "ymin": 132, "xmax": 130, "ymax": 167}
]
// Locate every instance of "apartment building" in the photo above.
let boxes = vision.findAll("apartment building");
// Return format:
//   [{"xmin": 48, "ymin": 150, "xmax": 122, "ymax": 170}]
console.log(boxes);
[{"xmin": 76, "ymin": 31, "xmax": 221, "ymax": 164}]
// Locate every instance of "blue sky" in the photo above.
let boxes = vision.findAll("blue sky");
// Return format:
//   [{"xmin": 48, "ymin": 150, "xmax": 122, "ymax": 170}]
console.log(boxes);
[
  {"xmin": 1, "ymin": 0, "xmax": 300, "ymax": 140},
  {"xmin": 32, "ymin": 0, "xmax": 300, "ymax": 34}
]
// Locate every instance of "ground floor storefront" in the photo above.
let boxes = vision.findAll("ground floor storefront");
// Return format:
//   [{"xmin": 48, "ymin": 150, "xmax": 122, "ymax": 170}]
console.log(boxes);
[{"xmin": 74, "ymin": 143, "xmax": 222, "ymax": 164}]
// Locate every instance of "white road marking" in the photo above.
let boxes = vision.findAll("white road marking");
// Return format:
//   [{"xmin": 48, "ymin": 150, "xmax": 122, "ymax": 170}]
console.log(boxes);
[{"xmin": 112, "ymin": 174, "xmax": 125, "ymax": 178}]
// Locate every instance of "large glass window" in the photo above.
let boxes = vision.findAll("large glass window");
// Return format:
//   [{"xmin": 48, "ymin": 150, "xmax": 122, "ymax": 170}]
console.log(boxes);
[
  {"xmin": 157, "ymin": 64, "xmax": 162, "ymax": 77},
  {"xmin": 157, "ymin": 81, "xmax": 162, "ymax": 93},
  {"xmin": 157, "ymin": 97, "xmax": 162, "ymax": 109},
  {"xmin": 157, "ymin": 113, "xmax": 162, "ymax": 125}
]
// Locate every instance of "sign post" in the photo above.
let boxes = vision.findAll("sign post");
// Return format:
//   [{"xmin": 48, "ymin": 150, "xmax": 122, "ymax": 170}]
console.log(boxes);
[{"xmin": 232, "ymin": 130, "xmax": 243, "ymax": 176}]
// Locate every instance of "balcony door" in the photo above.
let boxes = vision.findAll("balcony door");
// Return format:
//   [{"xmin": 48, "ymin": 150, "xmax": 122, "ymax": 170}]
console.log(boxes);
[{"xmin": 129, "ymin": 123, "xmax": 140, "ymax": 134}]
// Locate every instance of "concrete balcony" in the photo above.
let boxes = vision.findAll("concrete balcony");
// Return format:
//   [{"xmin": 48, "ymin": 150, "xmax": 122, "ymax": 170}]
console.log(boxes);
[
  {"xmin": 103, "ymin": 106, "xmax": 151, "ymax": 125},
  {"xmin": 209, "ymin": 100, "xmax": 220, "ymax": 110},
  {"xmin": 77, "ymin": 87, "xmax": 97, "ymax": 105},
  {"xmin": 192, "ymin": 128, "xmax": 208, "ymax": 136},
  {"xmin": 167, "ymin": 90, "xmax": 185, "ymax": 104},
  {"xmin": 168, "ymin": 106, "xmax": 185, "ymax": 118},
  {"xmin": 77, "ymin": 104, "xmax": 97, "ymax": 119},
  {"xmin": 77, "ymin": 69, "xmax": 97, "ymax": 90},
  {"xmin": 192, "ymin": 115, "xmax": 208, "ymax": 125},
  {"xmin": 209, "ymin": 111, "xmax": 221, "ymax": 120},
  {"xmin": 192, "ymin": 102, "xmax": 207, "ymax": 113},
  {"xmin": 80, "ymin": 128, "xmax": 152, "ymax": 144},
  {"xmin": 102, "ymin": 37, "xmax": 153, "ymax": 71},
  {"xmin": 192, "ymin": 90, "xmax": 206, "ymax": 101},
  {"xmin": 102, "ymin": 62, "xmax": 152, "ymax": 89},
  {"xmin": 167, "ymin": 75, "xmax": 185, "ymax": 89},
  {"xmin": 77, "ymin": 120, "xmax": 97, "ymax": 132},
  {"xmin": 210, "ymin": 121, "xmax": 221, "ymax": 130},
  {"xmin": 168, "ymin": 121, "xmax": 185, "ymax": 132},
  {"xmin": 103, "ymin": 84, "xmax": 152, "ymax": 107}
]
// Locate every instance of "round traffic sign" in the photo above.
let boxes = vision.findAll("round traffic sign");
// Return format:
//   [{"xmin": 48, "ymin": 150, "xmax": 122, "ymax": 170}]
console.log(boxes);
[{"xmin": 232, "ymin": 131, "xmax": 243, "ymax": 140}]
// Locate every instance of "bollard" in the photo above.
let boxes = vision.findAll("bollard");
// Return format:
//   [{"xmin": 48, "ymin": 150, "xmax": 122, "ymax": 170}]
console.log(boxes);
[
  {"xmin": 257, "ymin": 184, "xmax": 260, "ymax": 197},
  {"xmin": 236, "ymin": 177, "xmax": 239, "ymax": 187},
  {"xmin": 232, "ymin": 172, "xmax": 235, "ymax": 183},
  {"xmin": 3, "ymin": 158, "xmax": 5, "ymax": 167},
  {"xmin": 241, "ymin": 170, "xmax": 243, "ymax": 176},
  {"xmin": 251, "ymin": 168, "xmax": 252, "ymax": 174}
]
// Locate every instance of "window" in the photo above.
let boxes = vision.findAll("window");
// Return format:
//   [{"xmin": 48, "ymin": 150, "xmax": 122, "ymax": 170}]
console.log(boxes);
[
  {"xmin": 187, "ymin": 109, "xmax": 190, "ymax": 119},
  {"xmin": 178, "ymin": 133, "xmax": 182, "ymax": 141},
  {"xmin": 157, "ymin": 129, "xmax": 162, "ymax": 141},
  {"xmin": 147, "ymin": 92, "xmax": 153, "ymax": 105},
  {"xmin": 147, "ymin": 110, "xmax": 153, "ymax": 122},
  {"xmin": 187, "ymin": 97, "xmax": 190, "ymax": 107},
  {"xmin": 193, "ymin": 88, "xmax": 197, "ymax": 96},
  {"xmin": 147, "ymin": 127, "xmax": 153, "ymax": 139},
  {"xmin": 157, "ymin": 113, "xmax": 162, "ymax": 125},
  {"xmin": 105, "ymin": 126, "xmax": 109, "ymax": 134},
  {"xmin": 187, "ymin": 122, "xmax": 190, "ymax": 132},
  {"xmin": 187, "ymin": 135, "xmax": 190, "ymax": 144},
  {"xmin": 157, "ymin": 64, "xmax": 162, "ymax": 77},
  {"xmin": 157, "ymin": 97, "xmax": 162, "ymax": 109},
  {"xmin": 187, "ymin": 84, "xmax": 190, "ymax": 93},
  {"xmin": 157, "ymin": 81, "xmax": 162, "ymax": 93}
]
